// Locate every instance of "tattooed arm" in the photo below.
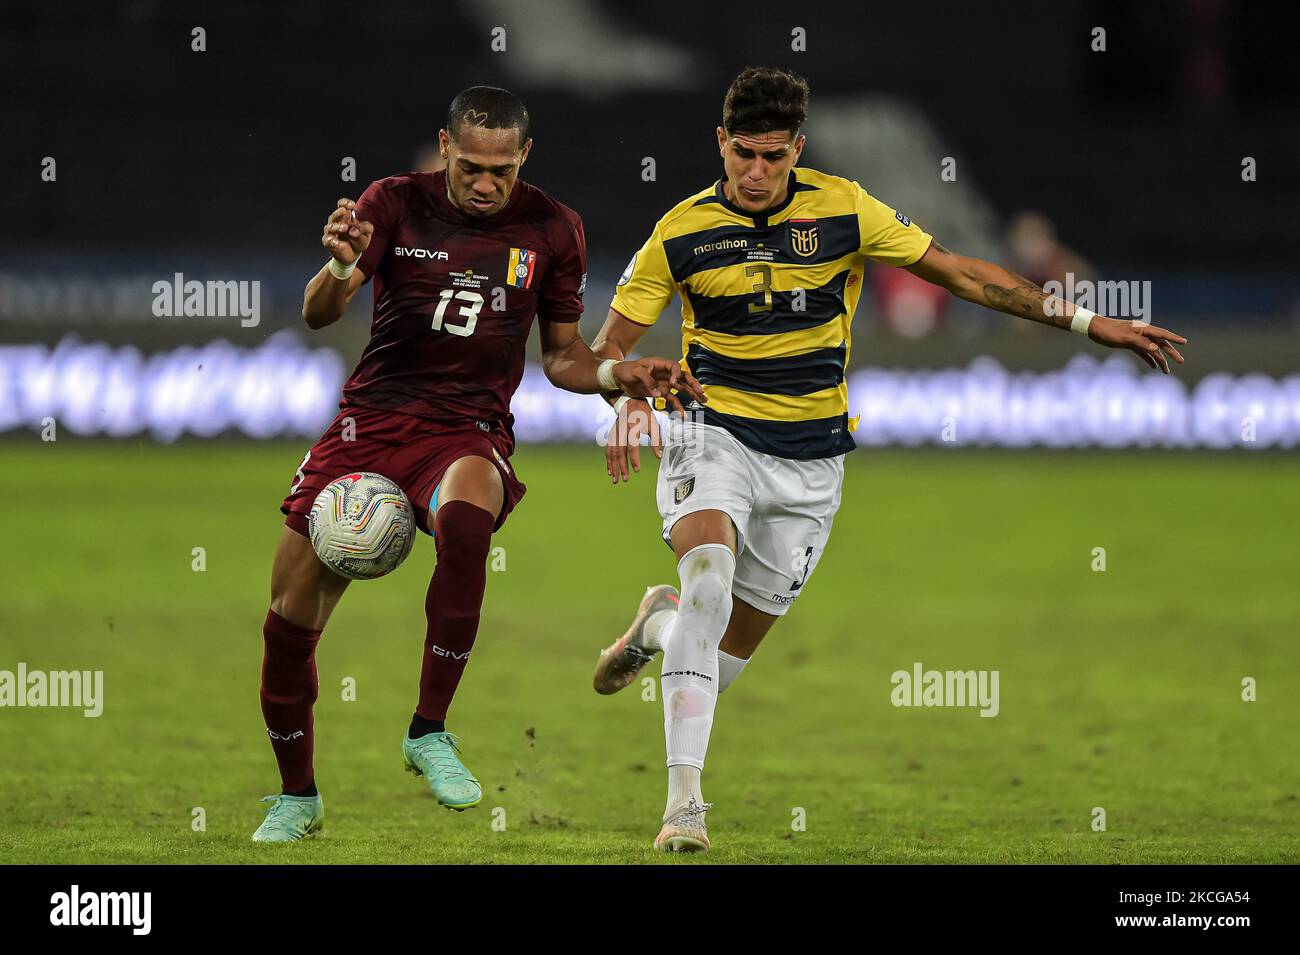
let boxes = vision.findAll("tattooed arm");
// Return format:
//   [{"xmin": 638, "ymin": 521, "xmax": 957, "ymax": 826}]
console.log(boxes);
[{"xmin": 904, "ymin": 240, "xmax": 1187, "ymax": 373}]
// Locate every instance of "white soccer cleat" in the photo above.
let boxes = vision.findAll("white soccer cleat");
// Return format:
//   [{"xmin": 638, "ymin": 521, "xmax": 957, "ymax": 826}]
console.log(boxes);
[
  {"xmin": 592, "ymin": 584, "xmax": 679, "ymax": 695},
  {"xmin": 654, "ymin": 797, "xmax": 713, "ymax": 853}
]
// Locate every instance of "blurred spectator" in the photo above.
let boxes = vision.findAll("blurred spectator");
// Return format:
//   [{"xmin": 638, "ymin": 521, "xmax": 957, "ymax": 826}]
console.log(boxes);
[
  {"xmin": 870, "ymin": 211, "xmax": 1098, "ymax": 339},
  {"xmin": 414, "ymin": 142, "xmax": 447, "ymax": 174},
  {"xmin": 871, "ymin": 263, "xmax": 951, "ymax": 338},
  {"xmin": 1005, "ymin": 211, "xmax": 1093, "ymax": 288}
]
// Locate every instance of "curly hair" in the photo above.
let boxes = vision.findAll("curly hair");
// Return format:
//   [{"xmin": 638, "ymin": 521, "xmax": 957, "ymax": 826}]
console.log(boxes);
[{"xmin": 722, "ymin": 67, "xmax": 810, "ymax": 137}]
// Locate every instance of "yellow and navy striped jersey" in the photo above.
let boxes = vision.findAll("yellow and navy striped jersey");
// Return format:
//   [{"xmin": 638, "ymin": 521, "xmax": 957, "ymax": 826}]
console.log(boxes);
[{"xmin": 611, "ymin": 166, "xmax": 932, "ymax": 459}]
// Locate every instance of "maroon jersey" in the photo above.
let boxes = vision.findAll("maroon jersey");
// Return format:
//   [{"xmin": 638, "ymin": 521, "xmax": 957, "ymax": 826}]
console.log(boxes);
[{"xmin": 342, "ymin": 170, "xmax": 586, "ymax": 427}]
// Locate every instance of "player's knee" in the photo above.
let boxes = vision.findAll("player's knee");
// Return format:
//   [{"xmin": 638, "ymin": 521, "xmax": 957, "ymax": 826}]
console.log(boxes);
[
  {"xmin": 269, "ymin": 528, "xmax": 345, "ymax": 627},
  {"xmin": 439, "ymin": 456, "xmax": 505, "ymax": 520},
  {"xmin": 432, "ymin": 500, "xmax": 495, "ymax": 565},
  {"xmin": 269, "ymin": 592, "xmax": 316, "ymax": 631},
  {"xmin": 678, "ymin": 543, "xmax": 736, "ymax": 585},
  {"xmin": 681, "ymin": 571, "xmax": 732, "ymax": 622},
  {"xmin": 676, "ymin": 544, "xmax": 735, "ymax": 625},
  {"xmin": 270, "ymin": 570, "xmax": 323, "ymax": 628}
]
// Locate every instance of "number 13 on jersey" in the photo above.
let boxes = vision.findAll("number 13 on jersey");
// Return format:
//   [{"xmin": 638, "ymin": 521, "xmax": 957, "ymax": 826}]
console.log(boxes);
[{"xmin": 432, "ymin": 289, "xmax": 484, "ymax": 337}]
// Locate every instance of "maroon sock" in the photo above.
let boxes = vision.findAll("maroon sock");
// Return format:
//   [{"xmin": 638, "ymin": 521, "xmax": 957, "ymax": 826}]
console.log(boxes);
[
  {"xmin": 260, "ymin": 609, "xmax": 322, "ymax": 793},
  {"xmin": 416, "ymin": 500, "xmax": 495, "ymax": 721}
]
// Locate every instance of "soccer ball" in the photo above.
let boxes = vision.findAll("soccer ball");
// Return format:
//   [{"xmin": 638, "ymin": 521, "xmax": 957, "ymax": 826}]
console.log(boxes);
[{"xmin": 308, "ymin": 472, "xmax": 416, "ymax": 580}]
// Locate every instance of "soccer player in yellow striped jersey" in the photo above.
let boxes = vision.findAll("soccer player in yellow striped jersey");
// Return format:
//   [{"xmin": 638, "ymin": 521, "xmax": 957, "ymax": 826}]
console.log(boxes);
[
  {"xmin": 588, "ymin": 67, "xmax": 1188, "ymax": 854},
  {"xmin": 607, "ymin": 163, "xmax": 928, "ymax": 459}
]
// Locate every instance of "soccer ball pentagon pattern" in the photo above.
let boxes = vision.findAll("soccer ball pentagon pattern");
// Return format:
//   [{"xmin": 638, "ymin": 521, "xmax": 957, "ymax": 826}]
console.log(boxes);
[{"xmin": 308, "ymin": 472, "xmax": 415, "ymax": 580}]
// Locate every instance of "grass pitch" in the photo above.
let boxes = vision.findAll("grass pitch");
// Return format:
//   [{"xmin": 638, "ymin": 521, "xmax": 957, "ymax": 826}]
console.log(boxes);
[{"xmin": 2, "ymin": 441, "xmax": 1298, "ymax": 864}]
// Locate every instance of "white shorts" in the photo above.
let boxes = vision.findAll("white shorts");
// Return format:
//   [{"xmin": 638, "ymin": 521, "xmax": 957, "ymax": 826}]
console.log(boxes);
[{"xmin": 655, "ymin": 419, "xmax": 845, "ymax": 616}]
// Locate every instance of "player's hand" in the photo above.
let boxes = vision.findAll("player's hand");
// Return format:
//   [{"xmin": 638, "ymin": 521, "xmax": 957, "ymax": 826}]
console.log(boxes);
[
  {"xmin": 605, "ymin": 397, "xmax": 661, "ymax": 484},
  {"xmin": 1087, "ymin": 316, "xmax": 1187, "ymax": 374},
  {"xmin": 613, "ymin": 358, "xmax": 707, "ymax": 415},
  {"xmin": 321, "ymin": 198, "xmax": 373, "ymax": 265}
]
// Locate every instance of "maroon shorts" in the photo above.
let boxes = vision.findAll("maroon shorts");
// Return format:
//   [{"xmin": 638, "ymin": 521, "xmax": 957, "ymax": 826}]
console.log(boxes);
[{"xmin": 280, "ymin": 405, "xmax": 526, "ymax": 538}]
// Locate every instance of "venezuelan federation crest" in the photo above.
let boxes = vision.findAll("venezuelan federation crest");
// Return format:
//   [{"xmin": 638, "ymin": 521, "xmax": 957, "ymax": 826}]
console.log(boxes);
[{"xmin": 507, "ymin": 247, "xmax": 537, "ymax": 289}]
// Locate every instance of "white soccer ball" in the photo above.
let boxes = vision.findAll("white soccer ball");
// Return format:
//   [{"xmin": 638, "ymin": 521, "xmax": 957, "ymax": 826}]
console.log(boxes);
[{"xmin": 308, "ymin": 472, "xmax": 416, "ymax": 580}]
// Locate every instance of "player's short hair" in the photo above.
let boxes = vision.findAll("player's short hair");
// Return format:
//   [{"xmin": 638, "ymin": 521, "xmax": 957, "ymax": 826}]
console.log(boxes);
[
  {"xmin": 446, "ymin": 86, "xmax": 531, "ymax": 148},
  {"xmin": 722, "ymin": 67, "xmax": 810, "ymax": 139}
]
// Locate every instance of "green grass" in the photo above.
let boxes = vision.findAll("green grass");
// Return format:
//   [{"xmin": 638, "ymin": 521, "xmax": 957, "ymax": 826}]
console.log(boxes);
[{"xmin": 2, "ymin": 441, "xmax": 1298, "ymax": 864}]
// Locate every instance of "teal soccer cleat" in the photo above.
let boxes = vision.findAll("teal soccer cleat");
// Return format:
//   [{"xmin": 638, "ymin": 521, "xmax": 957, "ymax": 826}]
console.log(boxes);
[
  {"xmin": 251, "ymin": 793, "xmax": 324, "ymax": 843},
  {"xmin": 402, "ymin": 732, "xmax": 483, "ymax": 810}
]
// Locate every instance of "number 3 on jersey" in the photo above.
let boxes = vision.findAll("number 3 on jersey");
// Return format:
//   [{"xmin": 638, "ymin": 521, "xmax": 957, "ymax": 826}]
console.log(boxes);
[{"xmin": 432, "ymin": 289, "xmax": 483, "ymax": 337}]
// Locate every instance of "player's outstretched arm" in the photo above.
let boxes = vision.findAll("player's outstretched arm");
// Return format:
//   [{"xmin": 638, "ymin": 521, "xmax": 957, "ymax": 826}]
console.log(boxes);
[
  {"xmin": 591, "ymin": 309, "xmax": 679, "ymax": 483},
  {"xmin": 302, "ymin": 198, "xmax": 372, "ymax": 329},
  {"xmin": 905, "ymin": 241, "xmax": 1187, "ymax": 373},
  {"xmin": 539, "ymin": 317, "xmax": 704, "ymax": 405},
  {"xmin": 543, "ymin": 313, "xmax": 706, "ymax": 484}
]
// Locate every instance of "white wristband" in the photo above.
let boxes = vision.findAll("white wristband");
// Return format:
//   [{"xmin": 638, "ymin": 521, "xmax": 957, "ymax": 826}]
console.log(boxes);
[
  {"xmin": 328, "ymin": 257, "xmax": 357, "ymax": 281},
  {"xmin": 596, "ymin": 358, "xmax": 620, "ymax": 391},
  {"xmin": 1070, "ymin": 306, "xmax": 1096, "ymax": 336}
]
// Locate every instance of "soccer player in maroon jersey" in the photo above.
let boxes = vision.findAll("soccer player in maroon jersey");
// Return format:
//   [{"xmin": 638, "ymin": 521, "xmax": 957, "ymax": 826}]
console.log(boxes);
[{"xmin": 253, "ymin": 87, "xmax": 704, "ymax": 842}]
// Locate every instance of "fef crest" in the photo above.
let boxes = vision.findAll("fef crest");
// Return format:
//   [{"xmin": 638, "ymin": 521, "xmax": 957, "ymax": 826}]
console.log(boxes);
[
  {"xmin": 674, "ymin": 477, "xmax": 695, "ymax": 504},
  {"xmin": 790, "ymin": 222, "xmax": 819, "ymax": 257}
]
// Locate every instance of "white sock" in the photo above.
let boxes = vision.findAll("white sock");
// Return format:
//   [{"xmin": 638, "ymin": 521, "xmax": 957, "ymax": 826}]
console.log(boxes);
[
  {"xmin": 641, "ymin": 609, "xmax": 676, "ymax": 652},
  {"xmin": 717, "ymin": 649, "xmax": 749, "ymax": 694},
  {"xmin": 665, "ymin": 765, "xmax": 702, "ymax": 821},
  {"xmin": 649, "ymin": 619, "xmax": 749, "ymax": 692},
  {"xmin": 662, "ymin": 543, "xmax": 734, "ymax": 814},
  {"xmin": 663, "ymin": 650, "xmax": 744, "ymax": 819}
]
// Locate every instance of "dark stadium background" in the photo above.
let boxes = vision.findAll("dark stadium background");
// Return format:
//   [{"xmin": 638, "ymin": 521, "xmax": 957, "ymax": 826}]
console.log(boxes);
[
  {"xmin": 2, "ymin": 0, "xmax": 1299, "ymax": 871},
  {"xmin": 5, "ymin": 0, "xmax": 1298, "ymax": 379}
]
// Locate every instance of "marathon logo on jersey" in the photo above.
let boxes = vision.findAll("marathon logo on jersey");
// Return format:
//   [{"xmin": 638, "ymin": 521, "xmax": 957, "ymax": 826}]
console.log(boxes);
[
  {"xmin": 507, "ymin": 247, "xmax": 537, "ymax": 289},
  {"xmin": 694, "ymin": 237, "xmax": 748, "ymax": 256}
]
